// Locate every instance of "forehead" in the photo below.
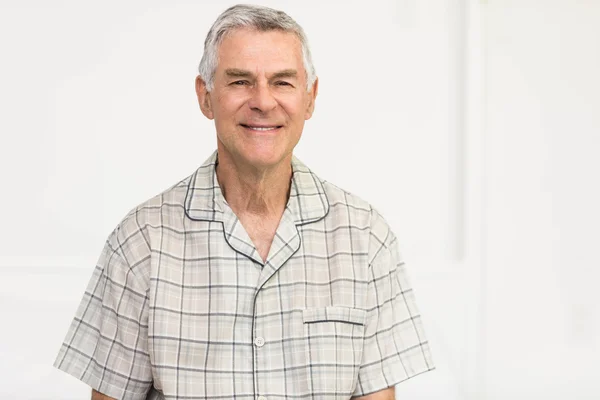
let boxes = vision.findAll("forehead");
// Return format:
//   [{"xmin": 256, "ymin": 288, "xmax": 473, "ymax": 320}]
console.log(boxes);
[{"xmin": 216, "ymin": 28, "xmax": 303, "ymax": 72}]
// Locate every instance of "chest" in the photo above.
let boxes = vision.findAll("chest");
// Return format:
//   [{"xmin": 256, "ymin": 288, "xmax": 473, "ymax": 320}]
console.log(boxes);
[
  {"xmin": 147, "ymin": 223, "xmax": 371, "ymax": 399},
  {"xmin": 238, "ymin": 214, "xmax": 280, "ymax": 262}
]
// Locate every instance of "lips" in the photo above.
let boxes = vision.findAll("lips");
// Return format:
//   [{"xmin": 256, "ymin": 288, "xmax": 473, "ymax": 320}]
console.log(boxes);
[{"xmin": 240, "ymin": 124, "xmax": 283, "ymax": 131}]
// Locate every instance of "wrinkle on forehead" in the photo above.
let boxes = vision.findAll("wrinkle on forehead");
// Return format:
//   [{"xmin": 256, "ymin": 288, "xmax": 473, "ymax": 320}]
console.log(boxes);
[
  {"xmin": 224, "ymin": 68, "xmax": 298, "ymax": 80},
  {"xmin": 216, "ymin": 28, "xmax": 304, "ymax": 80}
]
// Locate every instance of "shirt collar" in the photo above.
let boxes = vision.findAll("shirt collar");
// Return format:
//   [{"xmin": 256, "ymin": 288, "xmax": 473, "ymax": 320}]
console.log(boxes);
[{"xmin": 184, "ymin": 150, "xmax": 329, "ymax": 225}]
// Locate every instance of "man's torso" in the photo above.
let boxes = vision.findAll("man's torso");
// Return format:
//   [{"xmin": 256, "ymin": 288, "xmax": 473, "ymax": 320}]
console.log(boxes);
[{"xmin": 121, "ymin": 151, "xmax": 375, "ymax": 399}]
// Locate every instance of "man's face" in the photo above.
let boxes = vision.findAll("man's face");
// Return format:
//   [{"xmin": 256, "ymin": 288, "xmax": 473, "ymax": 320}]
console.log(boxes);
[{"xmin": 196, "ymin": 28, "xmax": 318, "ymax": 170}]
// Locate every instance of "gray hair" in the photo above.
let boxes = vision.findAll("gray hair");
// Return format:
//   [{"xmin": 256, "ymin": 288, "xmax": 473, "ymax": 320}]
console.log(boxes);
[{"xmin": 198, "ymin": 4, "xmax": 316, "ymax": 92}]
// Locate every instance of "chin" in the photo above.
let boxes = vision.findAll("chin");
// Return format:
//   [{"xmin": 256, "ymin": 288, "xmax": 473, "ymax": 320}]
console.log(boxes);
[{"xmin": 240, "ymin": 147, "xmax": 290, "ymax": 169}]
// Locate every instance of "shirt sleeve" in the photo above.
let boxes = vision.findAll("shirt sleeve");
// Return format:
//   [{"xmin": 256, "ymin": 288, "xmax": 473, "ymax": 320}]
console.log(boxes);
[
  {"xmin": 352, "ymin": 209, "xmax": 435, "ymax": 397},
  {"xmin": 53, "ymin": 224, "xmax": 153, "ymax": 400}
]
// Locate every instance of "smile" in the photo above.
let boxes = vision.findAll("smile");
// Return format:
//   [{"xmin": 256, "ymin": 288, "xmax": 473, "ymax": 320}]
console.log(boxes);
[{"xmin": 241, "ymin": 124, "xmax": 283, "ymax": 132}]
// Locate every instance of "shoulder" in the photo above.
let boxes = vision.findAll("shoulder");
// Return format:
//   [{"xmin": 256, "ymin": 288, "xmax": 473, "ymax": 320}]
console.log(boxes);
[
  {"xmin": 122, "ymin": 173, "xmax": 192, "ymax": 229},
  {"xmin": 121, "ymin": 167, "xmax": 194, "ymax": 225},
  {"xmin": 106, "ymin": 171, "xmax": 194, "ymax": 270},
  {"xmin": 319, "ymin": 178, "xmax": 397, "ymax": 264}
]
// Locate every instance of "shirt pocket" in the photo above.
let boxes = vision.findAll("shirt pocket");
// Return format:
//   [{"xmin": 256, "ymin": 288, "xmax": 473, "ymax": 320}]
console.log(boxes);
[{"xmin": 302, "ymin": 306, "xmax": 367, "ymax": 398}]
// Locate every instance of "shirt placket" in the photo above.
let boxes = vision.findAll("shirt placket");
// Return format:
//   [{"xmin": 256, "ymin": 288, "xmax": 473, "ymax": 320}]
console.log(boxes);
[{"xmin": 221, "ymin": 204, "xmax": 301, "ymax": 400}]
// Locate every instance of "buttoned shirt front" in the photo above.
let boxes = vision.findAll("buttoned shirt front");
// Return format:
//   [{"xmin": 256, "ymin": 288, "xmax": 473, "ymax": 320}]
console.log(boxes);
[{"xmin": 54, "ymin": 150, "xmax": 434, "ymax": 400}]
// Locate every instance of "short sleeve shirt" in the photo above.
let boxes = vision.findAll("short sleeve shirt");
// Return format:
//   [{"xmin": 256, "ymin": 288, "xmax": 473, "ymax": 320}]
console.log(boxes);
[{"xmin": 54, "ymin": 150, "xmax": 434, "ymax": 399}]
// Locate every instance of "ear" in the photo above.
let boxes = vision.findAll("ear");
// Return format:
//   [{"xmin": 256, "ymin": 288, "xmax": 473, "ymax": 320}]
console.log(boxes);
[
  {"xmin": 305, "ymin": 77, "xmax": 319, "ymax": 120},
  {"xmin": 195, "ymin": 75, "xmax": 214, "ymax": 120}
]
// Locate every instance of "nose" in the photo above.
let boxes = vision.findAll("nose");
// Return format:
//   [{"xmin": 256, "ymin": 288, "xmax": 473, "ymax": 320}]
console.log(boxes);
[{"xmin": 247, "ymin": 82, "xmax": 277, "ymax": 113}]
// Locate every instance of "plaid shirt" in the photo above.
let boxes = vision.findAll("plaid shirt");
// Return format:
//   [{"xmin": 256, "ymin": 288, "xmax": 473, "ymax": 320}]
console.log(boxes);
[{"xmin": 54, "ymin": 150, "xmax": 434, "ymax": 400}]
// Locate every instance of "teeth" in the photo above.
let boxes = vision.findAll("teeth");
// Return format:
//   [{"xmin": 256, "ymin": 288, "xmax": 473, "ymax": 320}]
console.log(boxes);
[{"xmin": 248, "ymin": 126, "xmax": 277, "ymax": 131}]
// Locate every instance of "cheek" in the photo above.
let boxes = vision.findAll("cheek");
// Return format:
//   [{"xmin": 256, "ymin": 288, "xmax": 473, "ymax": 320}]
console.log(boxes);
[
  {"xmin": 279, "ymin": 97, "xmax": 306, "ymax": 120},
  {"xmin": 213, "ymin": 97, "xmax": 243, "ymax": 121}
]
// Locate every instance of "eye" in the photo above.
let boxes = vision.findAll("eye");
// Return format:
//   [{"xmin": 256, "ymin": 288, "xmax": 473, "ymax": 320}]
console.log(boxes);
[
  {"xmin": 276, "ymin": 81, "xmax": 292, "ymax": 87},
  {"xmin": 231, "ymin": 80, "xmax": 248, "ymax": 86}
]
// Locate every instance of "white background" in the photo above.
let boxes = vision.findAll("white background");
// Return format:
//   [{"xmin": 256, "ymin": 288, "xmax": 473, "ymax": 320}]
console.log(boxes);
[{"xmin": 0, "ymin": 1, "xmax": 598, "ymax": 399}]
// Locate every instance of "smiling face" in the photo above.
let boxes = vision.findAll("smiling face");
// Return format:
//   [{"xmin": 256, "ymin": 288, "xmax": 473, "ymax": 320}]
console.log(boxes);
[{"xmin": 196, "ymin": 28, "xmax": 318, "ymax": 170}]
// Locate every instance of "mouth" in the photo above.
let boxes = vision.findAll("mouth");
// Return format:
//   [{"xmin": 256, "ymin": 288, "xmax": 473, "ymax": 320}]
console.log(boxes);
[{"xmin": 240, "ymin": 124, "xmax": 283, "ymax": 132}]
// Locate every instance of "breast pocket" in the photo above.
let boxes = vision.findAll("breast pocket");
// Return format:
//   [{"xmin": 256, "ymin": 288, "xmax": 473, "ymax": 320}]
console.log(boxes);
[{"xmin": 302, "ymin": 306, "xmax": 367, "ymax": 398}]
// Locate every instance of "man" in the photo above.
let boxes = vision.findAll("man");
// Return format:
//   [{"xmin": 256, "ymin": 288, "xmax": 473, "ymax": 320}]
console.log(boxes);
[{"xmin": 54, "ymin": 4, "xmax": 434, "ymax": 399}]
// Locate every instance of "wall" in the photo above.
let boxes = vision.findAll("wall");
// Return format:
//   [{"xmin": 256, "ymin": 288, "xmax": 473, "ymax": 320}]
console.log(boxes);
[
  {"xmin": 4, "ymin": 1, "xmax": 598, "ymax": 399},
  {"xmin": 0, "ymin": 1, "xmax": 457, "ymax": 398},
  {"xmin": 481, "ymin": 1, "xmax": 600, "ymax": 398}
]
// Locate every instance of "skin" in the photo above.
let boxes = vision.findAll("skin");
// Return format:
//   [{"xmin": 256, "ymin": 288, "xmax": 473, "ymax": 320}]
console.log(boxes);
[
  {"xmin": 353, "ymin": 386, "xmax": 396, "ymax": 399},
  {"xmin": 195, "ymin": 27, "xmax": 318, "ymax": 261},
  {"xmin": 91, "ymin": 27, "xmax": 394, "ymax": 400},
  {"xmin": 91, "ymin": 389, "xmax": 115, "ymax": 400}
]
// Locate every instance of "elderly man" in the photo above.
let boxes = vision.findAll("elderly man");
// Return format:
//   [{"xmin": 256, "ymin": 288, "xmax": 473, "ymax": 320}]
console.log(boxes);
[{"xmin": 54, "ymin": 4, "xmax": 434, "ymax": 400}]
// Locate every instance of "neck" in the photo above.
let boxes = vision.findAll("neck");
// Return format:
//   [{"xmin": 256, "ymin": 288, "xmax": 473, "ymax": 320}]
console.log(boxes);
[{"xmin": 215, "ymin": 149, "xmax": 292, "ymax": 219}]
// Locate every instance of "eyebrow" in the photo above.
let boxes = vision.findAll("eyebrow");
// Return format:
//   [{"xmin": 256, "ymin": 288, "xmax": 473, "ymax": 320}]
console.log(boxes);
[
  {"xmin": 271, "ymin": 69, "xmax": 298, "ymax": 80},
  {"xmin": 224, "ymin": 68, "xmax": 298, "ymax": 80},
  {"xmin": 224, "ymin": 68, "xmax": 252, "ymax": 78}
]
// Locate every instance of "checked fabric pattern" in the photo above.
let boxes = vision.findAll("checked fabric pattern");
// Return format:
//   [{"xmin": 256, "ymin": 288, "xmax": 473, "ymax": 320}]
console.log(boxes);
[{"xmin": 54, "ymin": 150, "xmax": 434, "ymax": 399}]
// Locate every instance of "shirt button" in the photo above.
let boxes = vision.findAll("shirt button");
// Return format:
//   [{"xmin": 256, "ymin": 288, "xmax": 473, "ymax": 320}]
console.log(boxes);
[
  {"xmin": 254, "ymin": 337, "xmax": 265, "ymax": 347},
  {"xmin": 257, "ymin": 396, "xmax": 267, "ymax": 400}
]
